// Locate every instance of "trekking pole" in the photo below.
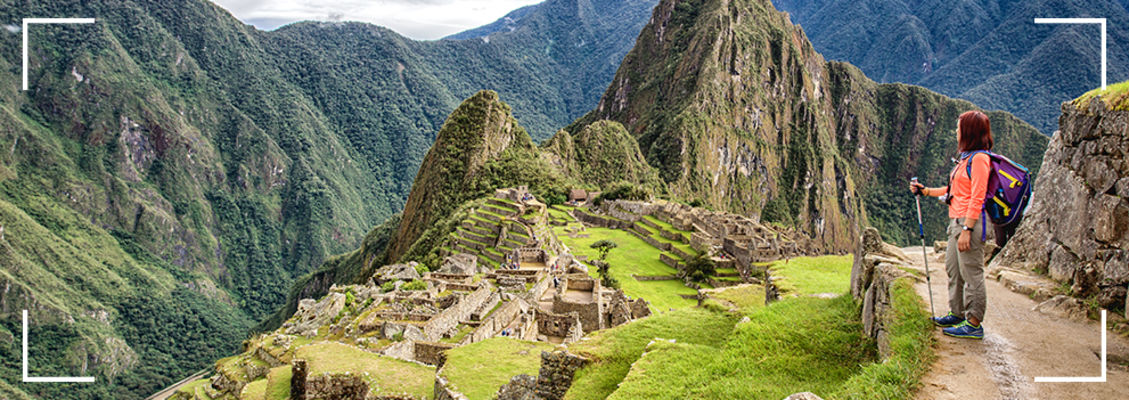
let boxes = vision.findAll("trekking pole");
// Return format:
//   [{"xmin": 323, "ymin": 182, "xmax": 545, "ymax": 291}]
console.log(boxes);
[{"xmin": 911, "ymin": 177, "xmax": 936, "ymax": 318}]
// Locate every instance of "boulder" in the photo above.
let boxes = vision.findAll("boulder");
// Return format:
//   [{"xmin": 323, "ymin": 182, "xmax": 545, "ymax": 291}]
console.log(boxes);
[
  {"xmin": 373, "ymin": 262, "xmax": 422, "ymax": 284},
  {"xmin": 1033, "ymin": 295, "xmax": 1089, "ymax": 321},
  {"xmin": 439, "ymin": 253, "xmax": 477, "ymax": 275},
  {"xmin": 284, "ymin": 292, "xmax": 347, "ymax": 336},
  {"xmin": 783, "ymin": 392, "xmax": 824, "ymax": 400}
]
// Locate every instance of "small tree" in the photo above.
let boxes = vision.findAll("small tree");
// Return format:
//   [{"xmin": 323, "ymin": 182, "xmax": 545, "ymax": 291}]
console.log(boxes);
[
  {"xmin": 593, "ymin": 260, "xmax": 620, "ymax": 289},
  {"xmin": 683, "ymin": 253, "xmax": 716, "ymax": 283},
  {"xmin": 590, "ymin": 239, "xmax": 618, "ymax": 262}
]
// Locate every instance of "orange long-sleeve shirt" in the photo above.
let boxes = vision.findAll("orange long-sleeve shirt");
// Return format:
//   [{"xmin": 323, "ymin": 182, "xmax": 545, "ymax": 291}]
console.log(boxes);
[{"xmin": 937, "ymin": 152, "xmax": 991, "ymax": 220}]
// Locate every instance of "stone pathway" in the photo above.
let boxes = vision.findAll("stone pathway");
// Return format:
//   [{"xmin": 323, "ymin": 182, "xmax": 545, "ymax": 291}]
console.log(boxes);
[{"xmin": 902, "ymin": 246, "xmax": 1129, "ymax": 400}]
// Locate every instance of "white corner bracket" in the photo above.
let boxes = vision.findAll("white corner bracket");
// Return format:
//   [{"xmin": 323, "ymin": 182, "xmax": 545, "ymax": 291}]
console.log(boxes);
[
  {"xmin": 21, "ymin": 18, "xmax": 96, "ymax": 91},
  {"xmin": 1034, "ymin": 18, "xmax": 1107, "ymax": 90},
  {"xmin": 1034, "ymin": 309, "xmax": 1107, "ymax": 383},
  {"xmin": 22, "ymin": 310, "xmax": 96, "ymax": 383}
]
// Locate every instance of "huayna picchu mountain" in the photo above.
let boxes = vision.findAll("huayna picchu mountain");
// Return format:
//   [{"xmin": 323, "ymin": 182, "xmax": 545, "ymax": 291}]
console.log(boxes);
[{"xmin": 574, "ymin": 0, "xmax": 1048, "ymax": 250}]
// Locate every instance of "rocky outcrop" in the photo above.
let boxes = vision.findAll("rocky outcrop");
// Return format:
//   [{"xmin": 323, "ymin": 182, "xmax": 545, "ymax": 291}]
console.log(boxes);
[
  {"xmin": 994, "ymin": 94, "xmax": 1129, "ymax": 316},
  {"xmin": 850, "ymin": 227, "xmax": 914, "ymax": 359},
  {"xmin": 284, "ymin": 292, "xmax": 347, "ymax": 336}
]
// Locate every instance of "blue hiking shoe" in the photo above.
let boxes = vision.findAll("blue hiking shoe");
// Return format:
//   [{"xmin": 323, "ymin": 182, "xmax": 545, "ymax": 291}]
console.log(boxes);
[
  {"xmin": 943, "ymin": 320, "xmax": 984, "ymax": 340},
  {"xmin": 932, "ymin": 312, "xmax": 964, "ymax": 327}
]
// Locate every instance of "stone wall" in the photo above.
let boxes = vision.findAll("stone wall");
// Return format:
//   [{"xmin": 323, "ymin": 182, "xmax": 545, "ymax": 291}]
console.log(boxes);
[
  {"xmin": 535, "ymin": 351, "xmax": 589, "ymax": 400},
  {"xmin": 628, "ymin": 228, "xmax": 672, "ymax": 251},
  {"xmin": 659, "ymin": 253, "xmax": 683, "ymax": 270},
  {"xmin": 573, "ymin": 208, "xmax": 633, "ymax": 229},
  {"xmin": 467, "ymin": 298, "xmax": 526, "ymax": 343},
  {"xmin": 849, "ymin": 227, "xmax": 914, "ymax": 359},
  {"xmin": 424, "ymin": 285, "xmax": 492, "ymax": 341},
  {"xmin": 535, "ymin": 309, "xmax": 581, "ymax": 340},
  {"xmin": 414, "ymin": 341, "xmax": 455, "ymax": 366},
  {"xmin": 994, "ymin": 98, "xmax": 1129, "ymax": 315}
]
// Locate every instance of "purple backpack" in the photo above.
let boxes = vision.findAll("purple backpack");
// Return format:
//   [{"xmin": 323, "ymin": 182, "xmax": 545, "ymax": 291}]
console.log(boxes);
[{"xmin": 952, "ymin": 150, "xmax": 1032, "ymax": 243}]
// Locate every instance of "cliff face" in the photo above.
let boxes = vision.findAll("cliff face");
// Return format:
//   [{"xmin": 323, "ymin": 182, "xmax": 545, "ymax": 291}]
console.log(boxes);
[
  {"xmin": 578, "ymin": 0, "xmax": 1047, "ymax": 249},
  {"xmin": 995, "ymin": 88, "xmax": 1129, "ymax": 313}
]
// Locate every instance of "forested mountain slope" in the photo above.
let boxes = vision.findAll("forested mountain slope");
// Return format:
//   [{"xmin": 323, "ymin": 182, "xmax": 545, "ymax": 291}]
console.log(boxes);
[{"xmin": 771, "ymin": 0, "xmax": 1129, "ymax": 134}]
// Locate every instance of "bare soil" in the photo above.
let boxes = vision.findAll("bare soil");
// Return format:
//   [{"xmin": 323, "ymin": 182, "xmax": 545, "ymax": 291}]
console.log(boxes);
[{"xmin": 902, "ymin": 246, "xmax": 1129, "ymax": 400}]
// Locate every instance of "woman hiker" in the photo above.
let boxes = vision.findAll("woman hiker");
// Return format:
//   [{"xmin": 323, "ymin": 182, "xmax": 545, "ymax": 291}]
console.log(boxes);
[{"xmin": 909, "ymin": 110, "xmax": 993, "ymax": 340}]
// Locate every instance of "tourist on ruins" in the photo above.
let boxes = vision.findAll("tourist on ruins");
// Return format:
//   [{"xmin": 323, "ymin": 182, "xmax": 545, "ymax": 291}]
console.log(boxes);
[{"xmin": 909, "ymin": 110, "xmax": 993, "ymax": 340}]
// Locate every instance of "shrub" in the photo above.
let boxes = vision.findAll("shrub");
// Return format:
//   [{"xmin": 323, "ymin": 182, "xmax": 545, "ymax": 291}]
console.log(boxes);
[
  {"xmin": 401, "ymin": 280, "xmax": 427, "ymax": 291},
  {"xmin": 593, "ymin": 182, "xmax": 652, "ymax": 206},
  {"xmin": 381, "ymin": 281, "xmax": 396, "ymax": 293},
  {"xmin": 683, "ymin": 253, "xmax": 716, "ymax": 283},
  {"xmin": 413, "ymin": 263, "xmax": 430, "ymax": 276}
]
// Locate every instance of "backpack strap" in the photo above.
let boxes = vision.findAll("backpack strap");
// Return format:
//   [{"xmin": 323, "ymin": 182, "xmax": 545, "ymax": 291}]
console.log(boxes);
[{"xmin": 963, "ymin": 150, "xmax": 992, "ymax": 178}]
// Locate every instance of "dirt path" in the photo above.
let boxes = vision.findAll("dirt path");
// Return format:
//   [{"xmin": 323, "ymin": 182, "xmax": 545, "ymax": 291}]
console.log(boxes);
[{"xmin": 901, "ymin": 246, "xmax": 1129, "ymax": 400}]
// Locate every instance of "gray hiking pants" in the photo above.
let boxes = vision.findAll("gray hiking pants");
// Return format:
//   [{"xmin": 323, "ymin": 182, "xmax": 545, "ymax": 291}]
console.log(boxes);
[{"xmin": 945, "ymin": 218, "xmax": 987, "ymax": 322}]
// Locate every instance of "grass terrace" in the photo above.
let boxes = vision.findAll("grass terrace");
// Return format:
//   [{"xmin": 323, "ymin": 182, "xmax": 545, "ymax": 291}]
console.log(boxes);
[
  {"xmin": 295, "ymin": 342, "xmax": 434, "ymax": 399},
  {"xmin": 768, "ymin": 255, "xmax": 853, "ymax": 295},
  {"xmin": 441, "ymin": 338, "xmax": 556, "ymax": 399},
  {"xmin": 560, "ymin": 254, "xmax": 933, "ymax": 400},
  {"xmin": 553, "ymin": 224, "xmax": 697, "ymax": 311}
]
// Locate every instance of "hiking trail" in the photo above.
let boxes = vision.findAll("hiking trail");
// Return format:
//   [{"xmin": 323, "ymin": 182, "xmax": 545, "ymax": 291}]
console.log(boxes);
[{"xmin": 901, "ymin": 246, "xmax": 1129, "ymax": 400}]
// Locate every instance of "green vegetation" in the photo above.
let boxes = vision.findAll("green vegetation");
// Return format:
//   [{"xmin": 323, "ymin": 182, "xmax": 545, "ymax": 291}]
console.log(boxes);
[
  {"xmin": 708, "ymin": 284, "xmax": 767, "ymax": 310},
  {"xmin": 1073, "ymin": 80, "xmax": 1129, "ymax": 112},
  {"xmin": 401, "ymin": 280, "xmax": 427, "ymax": 291},
  {"xmin": 441, "ymin": 338, "xmax": 555, "ymax": 400},
  {"xmin": 832, "ymin": 279, "xmax": 935, "ymax": 399},
  {"xmin": 565, "ymin": 255, "xmax": 932, "ymax": 400},
  {"xmin": 683, "ymin": 253, "xmax": 716, "ymax": 283},
  {"xmin": 606, "ymin": 296, "xmax": 873, "ymax": 399},
  {"xmin": 565, "ymin": 308, "xmax": 739, "ymax": 400},
  {"xmin": 773, "ymin": 0, "xmax": 1129, "ymax": 135},
  {"xmin": 768, "ymin": 255, "xmax": 853, "ymax": 295},
  {"xmin": 295, "ymin": 342, "xmax": 434, "ymax": 398},
  {"xmin": 555, "ymin": 224, "xmax": 697, "ymax": 311}
]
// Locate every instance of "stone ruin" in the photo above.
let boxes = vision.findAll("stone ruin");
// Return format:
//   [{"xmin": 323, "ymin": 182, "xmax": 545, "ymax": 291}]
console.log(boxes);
[
  {"xmin": 573, "ymin": 198, "xmax": 818, "ymax": 285},
  {"xmin": 849, "ymin": 227, "xmax": 915, "ymax": 359}
]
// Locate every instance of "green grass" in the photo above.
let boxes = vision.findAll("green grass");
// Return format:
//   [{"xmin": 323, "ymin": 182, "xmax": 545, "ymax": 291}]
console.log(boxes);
[
  {"xmin": 295, "ymin": 342, "xmax": 434, "ymax": 398},
  {"xmin": 708, "ymin": 285, "xmax": 766, "ymax": 310},
  {"xmin": 1073, "ymin": 80, "xmax": 1129, "ymax": 111},
  {"xmin": 768, "ymin": 255, "xmax": 853, "ymax": 295},
  {"xmin": 605, "ymin": 295, "xmax": 874, "ymax": 399},
  {"xmin": 831, "ymin": 279, "xmax": 935, "ymax": 399},
  {"xmin": 553, "ymin": 225, "xmax": 697, "ymax": 311},
  {"xmin": 174, "ymin": 378, "xmax": 214, "ymax": 399},
  {"xmin": 642, "ymin": 215, "xmax": 692, "ymax": 240},
  {"xmin": 264, "ymin": 366, "xmax": 292, "ymax": 400},
  {"xmin": 634, "ymin": 222, "xmax": 699, "ymax": 256},
  {"xmin": 441, "ymin": 325, "xmax": 475, "ymax": 344},
  {"xmin": 241, "ymin": 378, "xmax": 268, "ymax": 400},
  {"xmin": 565, "ymin": 308, "xmax": 739, "ymax": 400},
  {"xmin": 441, "ymin": 338, "xmax": 555, "ymax": 399}
]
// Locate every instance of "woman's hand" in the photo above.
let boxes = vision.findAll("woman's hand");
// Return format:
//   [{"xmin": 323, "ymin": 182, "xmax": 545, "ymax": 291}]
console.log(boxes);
[
  {"xmin": 958, "ymin": 229, "xmax": 971, "ymax": 252},
  {"xmin": 910, "ymin": 182, "xmax": 926, "ymax": 196}
]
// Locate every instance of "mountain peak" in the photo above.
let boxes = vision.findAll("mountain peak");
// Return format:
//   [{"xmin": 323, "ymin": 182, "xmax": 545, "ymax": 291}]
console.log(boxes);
[{"xmin": 387, "ymin": 90, "xmax": 535, "ymax": 262}]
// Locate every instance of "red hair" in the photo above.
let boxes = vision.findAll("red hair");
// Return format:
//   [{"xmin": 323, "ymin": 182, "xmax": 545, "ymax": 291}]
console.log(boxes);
[{"xmin": 958, "ymin": 110, "xmax": 993, "ymax": 152}]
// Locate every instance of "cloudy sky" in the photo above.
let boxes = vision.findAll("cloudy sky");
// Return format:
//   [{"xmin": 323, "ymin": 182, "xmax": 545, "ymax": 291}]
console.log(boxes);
[{"xmin": 210, "ymin": 0, "xmax": 543, "ymax": 40}]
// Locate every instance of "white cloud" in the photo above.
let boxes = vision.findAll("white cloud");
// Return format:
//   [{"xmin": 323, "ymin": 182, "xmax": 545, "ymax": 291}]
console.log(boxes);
[{"xmin": 210, "ymin": 0, "xmax": 543, "ymax": 40}]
